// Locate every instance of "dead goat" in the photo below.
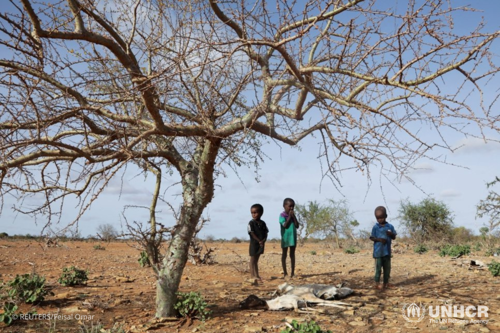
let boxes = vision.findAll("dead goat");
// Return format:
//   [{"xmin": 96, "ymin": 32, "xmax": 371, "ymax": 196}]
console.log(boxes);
[
  {"xmin": 274, "ymin": 282, "xmax": 354, "ymax": 300},
  {"xmin": 239, "ymin": 282, "xmax": 353, "ymax": 312},
  {"xmin": 239, "ymin": 294, "xmax": 307, "ymax": 311}
]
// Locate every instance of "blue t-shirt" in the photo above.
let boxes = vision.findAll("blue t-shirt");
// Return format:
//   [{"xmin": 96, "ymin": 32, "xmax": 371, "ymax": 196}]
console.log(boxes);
[{"xmin": 371, "ymin": 222, "xmax": 397, "ymax": 258}]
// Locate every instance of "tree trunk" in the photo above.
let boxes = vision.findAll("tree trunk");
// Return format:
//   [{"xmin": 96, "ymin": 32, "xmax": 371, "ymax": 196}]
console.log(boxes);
[
  {"xmin": 156, "ymin": 209, "xmax": 200, "ymax": 317},
  {"xmin": 156, "ymin": 165, "xmax": 203, "ymax": 316},
  {"xmin": 155, "ymin": 140, "xmax": 220, "ymax": 317}
]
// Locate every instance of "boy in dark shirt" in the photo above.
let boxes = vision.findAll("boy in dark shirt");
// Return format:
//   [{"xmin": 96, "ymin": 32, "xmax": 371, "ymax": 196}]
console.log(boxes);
[{"xmin": 248, "ymin": 203, "xmax": 269, "ymax": 281}]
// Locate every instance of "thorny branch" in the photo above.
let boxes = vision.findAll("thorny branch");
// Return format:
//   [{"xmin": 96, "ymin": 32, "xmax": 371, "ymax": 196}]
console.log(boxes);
[{"xmin": 0, "ymin": 0, "xmax": 498, "ymax": 231}]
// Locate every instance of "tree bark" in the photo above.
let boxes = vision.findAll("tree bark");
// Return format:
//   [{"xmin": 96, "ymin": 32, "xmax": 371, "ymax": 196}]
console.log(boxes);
[
  {"xmin": 156, "ymin": 209, "xmax": 200, "ymax": 317},
  {"xmin": 155, "ymin": 173, "xmax": 203, "ymax": 317},
  {"xmin": 155, "ymin": 139, "xmax": 219, "ymax": 317}
]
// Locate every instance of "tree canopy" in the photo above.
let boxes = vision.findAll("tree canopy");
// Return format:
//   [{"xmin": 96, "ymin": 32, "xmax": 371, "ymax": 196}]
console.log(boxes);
[
  {"xmin": 0, "ymin": 0, "xmax": 498, "ymax": 316},
  {"xmin": 477, "ymin": 177, "xmax": 500, "ymax": 234},
  {"xmin": 296, "ymin": 199, "xmax": 353, "ymax": 247},
  {"xmin": 398, "ymin": 198, "xmax": 454, "ymax": 243}
]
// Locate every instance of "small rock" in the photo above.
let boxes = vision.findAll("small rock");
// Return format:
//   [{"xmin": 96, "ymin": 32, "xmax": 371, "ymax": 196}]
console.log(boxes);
[
  {"xmin": 349, "ymin": 321, "xmax": 366, "ymax": 326},
  {"xmin": 115, "ymin": 276, "xmax": 135, "ymax": 283},
  {"xmin": 285, "ymin": 317, "xmax": 306, "ymax": 323},
  {"xmin": 243, "ymin": 278, "xmax": 258, "ymax": 286}
]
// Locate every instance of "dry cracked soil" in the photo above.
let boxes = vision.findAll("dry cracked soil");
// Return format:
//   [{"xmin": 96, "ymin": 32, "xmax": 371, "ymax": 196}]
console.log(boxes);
[{"xmin": 0, "ymin": 239, "xmax": 499, "ymax": 333}]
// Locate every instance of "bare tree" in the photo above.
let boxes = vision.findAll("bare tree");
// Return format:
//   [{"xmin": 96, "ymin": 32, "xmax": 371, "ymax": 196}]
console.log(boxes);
[
  {"xmin": 96, "ymin": 223, "xmax": 118, "ymax": 242},
  {"xmin": 0, "ymin": 0, "xmax": 498, "ymax": 316}
]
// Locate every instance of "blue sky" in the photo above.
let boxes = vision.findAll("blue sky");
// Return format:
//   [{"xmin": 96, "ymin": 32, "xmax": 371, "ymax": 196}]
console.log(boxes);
[{"xmin": 1, "ymin": 0, "xmax": 499, "ymax": 239}]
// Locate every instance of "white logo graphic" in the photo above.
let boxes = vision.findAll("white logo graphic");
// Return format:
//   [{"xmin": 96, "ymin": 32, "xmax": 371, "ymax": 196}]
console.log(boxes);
[
  {"xmin": 402, "ymin": 303, "xmax": 426, "ymax": 323},
  {"xmin": 402, "ymin": 302, "xmax": 489, "ymax": 324}
]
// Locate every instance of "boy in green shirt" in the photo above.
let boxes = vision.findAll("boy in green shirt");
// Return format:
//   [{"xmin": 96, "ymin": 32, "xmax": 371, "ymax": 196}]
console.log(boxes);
[{"xmin": 279, "ymin": 198, "xmax": 299, "ymax": 278}]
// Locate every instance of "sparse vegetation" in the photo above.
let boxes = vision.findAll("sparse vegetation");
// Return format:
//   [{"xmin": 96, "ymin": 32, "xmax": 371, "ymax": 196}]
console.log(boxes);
[
  {"xmin": 230, "ymin": 237, "xmax": 242, "ymax": 244},
  {"xmin": 439, "ymin": 244, "xmax": 471, "ymax": 257},
  {"xmin": 343, "ymin": 246, "xmax": 360, "ymax": 254},
  {"xmin": 488, "ymin": 260, "xmax": 500, "ymax": 277},
  {"xmin": 96, "ymin": 224, "xmax": 119, "ymax": 242},
  {"xmin": 414, "ymin": 244, "xmax": 428, "ymax": 254},
  {"xmin": 93, "ymin": 244, "xmax": 106, "ymax": 250},
  {"xmin": 295, "ymin": 199, "xmax": 353, "ymax": 248},
  {"xmin": 58, "ymin": 266, "xmax": 88, "ymax": 286},
  {"xmin": 138, "ymin": 251, "xmax": 151, "ymax": 267},
  {"xmin": 281, "ymin": 320, "xmax": 332, "ymax": 333},
  {"xmin": 399, "ymin": 198, "xmax": 454, "ymax": 244},
  {"xmin": 485, "ymin": 248, "xmax": 500, "ymax": 257},
  {"xmin": 3, "ymin": 273, "xmax": 50, "ymax": 304},
  {"xmin": 0, "ymin": 302, "xmax": 17, "ymax": 326},
  {"xmin": 310, "ymin": 250, "xmax": 317, "ymax": 255},
  {"xmin": 477, "ymin": 177, "xmax": 500, "ymax": 251},
  {"xmin": 174, "ymin": 291, "xmax": 211, "ymax": 322}
]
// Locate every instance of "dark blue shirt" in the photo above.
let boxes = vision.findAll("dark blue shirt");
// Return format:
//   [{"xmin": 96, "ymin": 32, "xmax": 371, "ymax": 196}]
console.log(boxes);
[{"xmin": 371, "ymin": 222, "xmax": 397, "ymax": 258}]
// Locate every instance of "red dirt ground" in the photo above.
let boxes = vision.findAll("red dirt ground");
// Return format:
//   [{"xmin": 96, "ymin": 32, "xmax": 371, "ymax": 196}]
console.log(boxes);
[{"xmin": 0, "ymin": 239, "xmax": 499, "ymax": 333}]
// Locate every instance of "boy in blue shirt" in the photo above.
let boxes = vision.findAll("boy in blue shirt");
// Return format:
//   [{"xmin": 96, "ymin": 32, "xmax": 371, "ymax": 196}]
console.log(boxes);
[{"xmin": 369, "ymin": 206, "xmax": 397, "ymax": 290}]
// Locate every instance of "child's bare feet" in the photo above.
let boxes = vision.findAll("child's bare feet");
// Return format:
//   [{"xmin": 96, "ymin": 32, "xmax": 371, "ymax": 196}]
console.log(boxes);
[
  {"xmin": 374, "ymin": 284, "xmax": 383, "ymax": 290},
  {"xmin": 383, "ymin": 283, "xmax": 394, "ymax": 289}
]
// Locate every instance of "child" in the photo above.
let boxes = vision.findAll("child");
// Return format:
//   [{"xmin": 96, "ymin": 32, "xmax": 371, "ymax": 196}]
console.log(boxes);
[
  {"xmin": 279, "ymin": 198, "xmax": 299, "ymax": 278},
  {"xmin": 369, "ymin": 206, "xmax": 397, "ymax": 290},
  {"xmin": 248, "ymin": 203, "xmax": 268, "ymax": 281}
]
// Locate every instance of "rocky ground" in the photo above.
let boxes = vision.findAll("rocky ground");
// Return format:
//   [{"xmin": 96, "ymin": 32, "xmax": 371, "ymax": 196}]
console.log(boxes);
[{"xmin": 0, "ymin": 239, "xmax": 499, "ymax": 333}]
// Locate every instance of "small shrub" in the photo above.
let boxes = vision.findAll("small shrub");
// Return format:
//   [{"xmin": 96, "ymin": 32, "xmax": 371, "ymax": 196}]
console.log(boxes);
[
  {"xmin": 5, "ymin": 273, "xmax": 49, "ymax": 303},
  {"xmin": 485, "ymin": 248, "xmax": 500, "ymax": 257},
  {"xmin": 0, "ymin": 232, "xmax": 8, "ymax": 238},
  {"xmin": 0, "ymin": 302, "xmax": 18, "ymax": 326},
  {"xmin": 474, "ymin": 242, "xmax": 482, "ymax": 252},
  {"xmin": 414, "ymin": 244, "xmax": 428, "ymax": 254},
  {"xmin": 439, "ymin": 244, "xmax": 470, "ymax": 257},
  {"xmin": 230, "ymin": 237, "xmax": 241, "ymax": 243},
  {"xmin": 344, "ymin": 246, "xmax": 359, "ymax": 254},
  {"xmin": 174, "ymin": 291, "xmax": 211, "ymax": 321},
  {"xmin": 310, "ymin": 250, "xmax": 317, "ymax": 255},
  {"xmin": 488, "ymin": 260, "xmax": 500, "ymax": 277},
  {"xmin": 93, "ymin": 244, "xmax": 105, "ymax": 250},
  {"xmin": 96, "ymin": 223, "xmax": 118, "ymax": 242},
  {"xmin": 281, "ymin": 320, "xmax": 332, "ymax": 333},
  {"xmin": 138, "ymin": 251, "xmax": 151, "ymax": 267},
  {"xmin": 58, "ymin": 266, "xmax": 88, "ymax": 286}
]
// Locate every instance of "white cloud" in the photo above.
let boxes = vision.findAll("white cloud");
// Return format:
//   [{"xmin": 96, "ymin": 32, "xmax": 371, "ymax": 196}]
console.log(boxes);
[
  {"xmin": 103, "ymin": 180, "xmax": 140, "ymax": 195},
  {"xmin": 409, "ymin": 163, "xmax": 435, "ymax": 174},
  {"xmin": 440, "ymin": 189, "xmax": 461, "ymax": 198},
  {"xmin": 453, "ymin": 137, "xmax": 500, "ymax": 155}
]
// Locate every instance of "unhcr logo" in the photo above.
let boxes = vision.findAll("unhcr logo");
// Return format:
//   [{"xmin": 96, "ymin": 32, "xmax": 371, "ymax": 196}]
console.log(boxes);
[
  {"xmin": 401, "ymin": 302, "xmax": 489, "ymax": 324},
  {"xmin": 402, "ymin": 303, "xmax": 426, "ymax": 323}
]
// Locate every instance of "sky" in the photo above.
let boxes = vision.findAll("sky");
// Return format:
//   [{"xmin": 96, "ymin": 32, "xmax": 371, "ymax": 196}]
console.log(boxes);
[{"xmin": 1, "ymin": 0, "xmax": 499, "ymax": 240}]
